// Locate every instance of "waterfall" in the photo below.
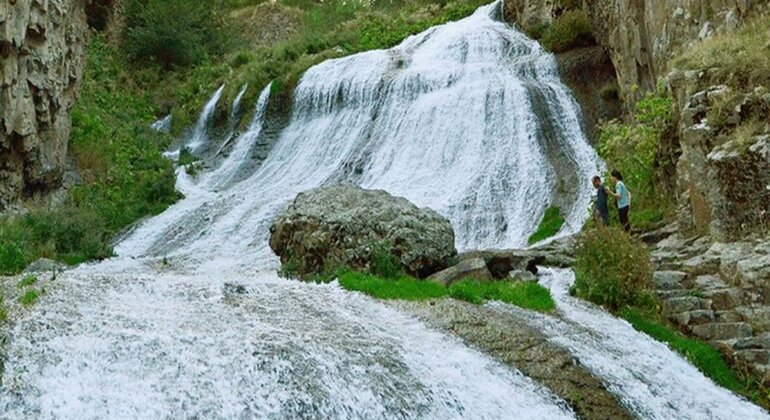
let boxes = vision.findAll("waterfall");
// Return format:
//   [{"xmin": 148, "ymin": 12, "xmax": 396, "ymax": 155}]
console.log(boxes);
[
  {"xmin": 115, "ymin": 1, "xmax": 601, "ymax": 269},
  {"xmin": 163, "ymin": 83, "xmax": 225, "ymax": 160},
  {"xmin": 150, "ymin": 114, "xmax": 172, "ymax": 133},
  {"xmin": 2, "ymin": 3, "xmax": 761, "ymax": 418}
]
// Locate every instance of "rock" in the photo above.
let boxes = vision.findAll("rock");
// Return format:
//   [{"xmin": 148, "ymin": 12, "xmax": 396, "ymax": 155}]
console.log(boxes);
[
  {"xmin": 714, "ymin": 310, "xmax": 743, "ymax": 323},
  {"xmin": 457, "ymin": 249, "xmax": 543, "ymax": 278},
  {"xmin": 682, "ymin": 254, "xmax": 720, "ymax": 276},
  {"xmin": 702, "ymin": 288, "xmax": 743, "ymax": 311},
  {"xmin": 735, "ymin": 333, "xmax": 770, "ymax": 350},
  {"xmin": 666, "ymin": 296, "xmax": 701, "ymax": 314},
  {"xmin": 653, "ymin": 271, "xmax": 687, "ymax": 290},
  {"xmin": 508, "ymin": 270, "xmax": 538, "ymax": 283},
  {"xmin": 691, "ymin": 322, "xmax": 753, "ymax": 341},
  {"xmin": 23, "ymin": 258, "xmax": 67, "ymax": 274},
  {"xmin": 0, "ymin": 0, "xmax": 87, "ymax": 212},
  {"xmin": 427, "ymin": 258, "xmax": 491, "ymax": 286},
  {"xmin": 269, "ymin": 185, "xmax": 457, "ymax": 278},
  {"xmin": 670, "ymin": 310, "xmax": 715, "ymax": 327},
  {"xmin": 694, "ymin": 274, "xmax": 726, "ymax": 290},
  {"xmin": 735, "ymin": 350, "xmax": 770, "ymax": 365}
]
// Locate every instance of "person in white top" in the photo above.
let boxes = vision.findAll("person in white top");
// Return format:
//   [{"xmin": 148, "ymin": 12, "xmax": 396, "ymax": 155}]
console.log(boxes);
[{"xmin": 611, "ymin": 170, "xmax": 631, "ymax": 232}]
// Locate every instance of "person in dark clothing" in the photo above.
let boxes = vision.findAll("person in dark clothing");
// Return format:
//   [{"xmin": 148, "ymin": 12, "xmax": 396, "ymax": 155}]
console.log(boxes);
[
  {"xmin": 592, "ymin": 176, "xmax": 610, "ymax": 226},
  {"xmin": 611, "ymin": 170, "xmax": 631, "ymax": 232}
]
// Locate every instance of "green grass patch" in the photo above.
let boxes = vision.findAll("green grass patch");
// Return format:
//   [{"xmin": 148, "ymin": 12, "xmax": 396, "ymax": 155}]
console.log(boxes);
[
  {"xmin": 19, "ymin": 289, "xmax": 40, "ymax": 307},
  {"xmin": 449, "ymin": 279, "xmax": 555, "ymax": 311},
  {"xmin": 528, "ymin": 206, "xmax": 565, "ymax": 245},
  {"xmin": 338, "ymin": 271, "xmax": 447, "ymax": 301},
  {"xmin": 0, "ymin": 294, "xmax": 7, "ymax": 323},
  {"xmin": 620, "ymin": 307, "xmax": 745, "ymax": 391},
  {"xmin": 18, "ymin": 275, "xmax": 37, "ymax": 288},
  {"xmin": 338, "ymin": 271, "xmax": 555, "ymax": 312}
]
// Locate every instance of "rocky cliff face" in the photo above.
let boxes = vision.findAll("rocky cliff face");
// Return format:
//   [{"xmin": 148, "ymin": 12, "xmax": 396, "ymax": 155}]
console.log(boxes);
[
  {"xmin": 505, "ymin": 0, "xmax": 755, "ymax": 109},
  {"xmin": 0, "ymin": 0, "xmax": 87, "ymax": 212}
]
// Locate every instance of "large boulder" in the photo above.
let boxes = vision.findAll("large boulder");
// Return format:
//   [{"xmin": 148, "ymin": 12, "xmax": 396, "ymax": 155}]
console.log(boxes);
[{"xmin": 269, "ymin": 185, "xmax": 457, "ymax": 278}]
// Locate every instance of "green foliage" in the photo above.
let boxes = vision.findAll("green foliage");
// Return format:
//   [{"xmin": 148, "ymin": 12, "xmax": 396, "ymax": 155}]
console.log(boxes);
[
  {"xmin": 19, "ymin": 289, "xmax": 40, "ymax": 307},
  {"xmin": 0, "ymin": 37, "xmax": 179, "ymax": 274},
  {"xmin": 537, "ymin": 10, "xmax": 596, "ymax": 53},
  {"xmin": 448, "ymin": 280, "xmax": 556, "ymax": 311},
  {"xmin": 124, "ymin": 0, "xmax": 230, "ymax": 69},
  {"xmin": 338, "ymin": 271, "xmax": 447, "ymax": 301},
  {"xmin": 18, "ymin": 275, "xmax": 37, "ymax": 288},
  {"xmin": 573, "ymin": 227, "xmax": 654, "ymax": 311},
  {"xmin": 0, "ymin": 294, "xmax": 7, "ymax": 323},
  {"xmin": 597, "ymin": 91, "xmax": 674, "ymax": 230},
  {"xmin": 368, "ymin": 241, "xmax": 403, "ymax": 279},
  {"xmin": 672, "ymin": 15, "xmax": 770, "ymax": 89},
  {"xmin": 621, "ymin": 307, "xmax": 743, "ymax": 390},
  {"xmin": 528, "ymin": 206, "xmax": 565, "ymax": 245}
]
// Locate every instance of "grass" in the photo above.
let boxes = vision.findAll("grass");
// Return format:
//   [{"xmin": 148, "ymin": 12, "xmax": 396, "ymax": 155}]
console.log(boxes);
[
  {"xmin": 528, "ymin": 206, "xmax": 565, "ymax": 244},
  {"xmin": 338, "ymin": 271, "xmax": 448, "ymax": 301},
  {"xmin": 18, "ymin": 275, "xmax": 37, "ymax": 288},
  {"xmin": 672, "ymin": 14, "xmax": 770, "ymax": 89},
  {"xmin": 619, "ymin": 307, "xmax": 770, "ymax": 408},
  {"xmin": 529, "ymin": 9, "xmax": 596, "ymax": 53},
  {"xmin": 19, "ymin": 289, "xmax": 40, "ymax": 307},
  {"xmin": 449, "ymin": 279, "xmax": 556, "ymax": 311},
  {"xmin": 0, "ymin": 294, "xmax": 7, "ymax": 323},
  {"xmin": 337, "ymin": 271, "xmax": 555, "ymax": 312}
]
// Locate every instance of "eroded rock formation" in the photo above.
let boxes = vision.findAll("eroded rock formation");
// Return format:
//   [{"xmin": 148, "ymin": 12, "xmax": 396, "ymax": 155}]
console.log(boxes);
[{"xmin": 0, "ymin": 0, "xmax": 87, "ymax": 212}]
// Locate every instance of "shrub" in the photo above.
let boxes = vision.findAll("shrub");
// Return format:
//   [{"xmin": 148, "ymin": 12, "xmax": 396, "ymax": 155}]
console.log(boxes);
[
  {"xmin": 538, "ymin": 10, "xmax": 596, "ymax": 53},
  {"xmin": 124, "ymin": 0, "xmax": 229, "ymax": 69},
  {"xmin": 573, "ymin": 227, "xmax": 653, "ymax": 310},
  {"xmin": 449, "ymin": 280, "xmax": 556, "ymax": 311},
  {"xmin": 597, "ymin": 91, "xmax": 674, "ymax": 230},
  {"xmin": 0, "ymin": 241, "xmax": 30, "ymax": 275},
  {"xmin": 528, "ymin": 206, "xmax": 565, "ymax": 245},
  {"xmin": 368, "ymin": 241, "xmax": 403, "ymax": 279}
]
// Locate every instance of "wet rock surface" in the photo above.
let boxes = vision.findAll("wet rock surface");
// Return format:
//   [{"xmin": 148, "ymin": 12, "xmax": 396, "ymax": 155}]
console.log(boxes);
[
  {"xmin": 393, "ymin": 299, "xmax": 634, "ymax": 420},
  {"xmin": 269, "ymin": 185, "xmax": 457, "ymax": 278}
]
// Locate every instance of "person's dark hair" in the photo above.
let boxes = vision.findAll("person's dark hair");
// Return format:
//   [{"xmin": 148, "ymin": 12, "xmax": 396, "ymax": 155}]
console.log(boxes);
[
  {"xmin": 592, "ymin": 175, "xmax": 601, "ymax": 183},
  {"xmin": 611, "ymin": 170, "xmax": 623, "ymax": 181}
]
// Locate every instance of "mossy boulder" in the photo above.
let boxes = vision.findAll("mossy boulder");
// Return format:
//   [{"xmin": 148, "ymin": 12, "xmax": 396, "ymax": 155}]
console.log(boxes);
[{"xmin": 269, "ymin": 185, "xmax": 457, "ymax": 279}]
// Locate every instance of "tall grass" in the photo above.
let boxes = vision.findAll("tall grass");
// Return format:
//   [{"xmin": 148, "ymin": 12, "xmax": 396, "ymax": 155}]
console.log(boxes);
[{"xmin": 672, "ymin": 15, "xmax": 770, "ymax": 89}]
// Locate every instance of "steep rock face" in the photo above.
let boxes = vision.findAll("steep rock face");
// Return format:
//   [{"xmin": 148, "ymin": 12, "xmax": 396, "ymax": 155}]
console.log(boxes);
[
  {"xmin": 505, "ymin": 0, "xmax": 756, "ymax": 108},
  {"xmin": 0, "ymin": 0, "xmax": 87, "ymax": 212}
]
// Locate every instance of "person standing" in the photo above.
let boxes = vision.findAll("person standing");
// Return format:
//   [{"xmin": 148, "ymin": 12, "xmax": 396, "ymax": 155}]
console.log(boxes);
[
  {"xmin": 611, "ymin": 170, "xmax": 631, "ymax": 232},
  {"xmin": 592, "ymin": 176, "xmax": 610, "ymax": 226}
]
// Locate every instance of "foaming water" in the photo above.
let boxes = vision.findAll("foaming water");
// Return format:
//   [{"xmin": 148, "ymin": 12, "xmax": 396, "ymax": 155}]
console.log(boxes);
[
  {"xmin": 490, "ymin": 268, "xmax": 770, "ymax": 420},
  {"xmin": 0, "ymin": 262, "xmax": 574, "ymax": 419}
]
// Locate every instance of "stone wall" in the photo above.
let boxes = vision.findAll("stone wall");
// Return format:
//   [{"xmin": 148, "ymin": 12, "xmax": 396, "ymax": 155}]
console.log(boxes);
[{"xmin": 0, "ymin": 0, "xmax": 87, "ymax": 212}]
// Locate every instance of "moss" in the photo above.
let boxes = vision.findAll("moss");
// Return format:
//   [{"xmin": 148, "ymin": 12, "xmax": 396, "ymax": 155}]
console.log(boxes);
[{"xmin": 528, "ymin": 206, "xmax": 565, "ymax": 245}]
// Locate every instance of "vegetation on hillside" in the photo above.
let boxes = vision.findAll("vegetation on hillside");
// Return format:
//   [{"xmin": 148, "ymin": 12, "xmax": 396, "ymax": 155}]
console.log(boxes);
[
  {"xmin": 672, "ymin": 15, "xmax": 770, "ymax": 89},
  {"xmin": 526, "ymin": 9, "xmax": 596, "ymax": 53},
  {"xmin": 597, "ymin": 91, "xmax": 675, "ymax": 230},
  {"xmin": 528, "ymin": 206, "xmax": 565, "ymax": 245}
]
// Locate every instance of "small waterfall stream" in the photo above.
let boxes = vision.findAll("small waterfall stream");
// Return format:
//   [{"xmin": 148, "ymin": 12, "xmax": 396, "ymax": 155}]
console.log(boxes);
[{"xmin": 0, "ymin": 2, "xmax": 765, "ymax": 418}]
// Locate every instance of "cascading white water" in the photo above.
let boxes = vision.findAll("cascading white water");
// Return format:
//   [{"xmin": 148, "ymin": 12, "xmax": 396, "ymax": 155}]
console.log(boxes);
[
  {"xmin": 490, "ymin": 268, "xmax": 770, "ymax": 420},
  {"xmin": 115, "ymin": 0, "xmax": 601, "ymax": 269},
  {"xmin": 163, "ymin": 84, "xmax": 225, "ymax": 160},
  {"xmin": 215, "ymin": 84, "xmax": 250, "ymax": 157},
  {"xmin": 150, "ymin": 114, "xmax": 172, "ymax": 133}
]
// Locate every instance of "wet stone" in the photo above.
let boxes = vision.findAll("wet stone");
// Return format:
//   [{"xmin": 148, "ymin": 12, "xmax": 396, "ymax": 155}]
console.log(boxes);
[{"xmin": 691, "ymin": 322, "xmax": 753, "ymax": 341}]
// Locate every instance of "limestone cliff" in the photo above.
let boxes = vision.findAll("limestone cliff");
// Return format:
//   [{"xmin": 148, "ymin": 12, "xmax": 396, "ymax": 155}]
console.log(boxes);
[
  {"xmin": 0, "ymin": 0, "xmax": 87, "ymax": 212},
  {"xmin": 504, "ymin": 0, "xmax": 756, "ymax": 109}
]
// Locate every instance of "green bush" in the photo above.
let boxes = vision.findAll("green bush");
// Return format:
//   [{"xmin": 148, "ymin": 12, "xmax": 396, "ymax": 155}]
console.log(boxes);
[
  {"xmin": 573, "ymin": 227, "xmax": 653, "ymax": 310},
  {"xmin": 124, "ymin": 0, "xmax": 229, "ymax": 69},
  {"xmin": 368, "ymin": 241, "xmax": 403, "ymax": 279},
  {"xmin": 528, "ymin": 206, "xmax": 565, "ymax": 244},
  {"xmin": 449, "ymin": 280, "xmax": 556, "ymax": 311},
  {"xmin": 597, "ymin": 91, "xmax": 674, "ymax": 230},
  {"xmin": 538, "ymin": 10, "xmax": 595, "ymax": 53}
]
